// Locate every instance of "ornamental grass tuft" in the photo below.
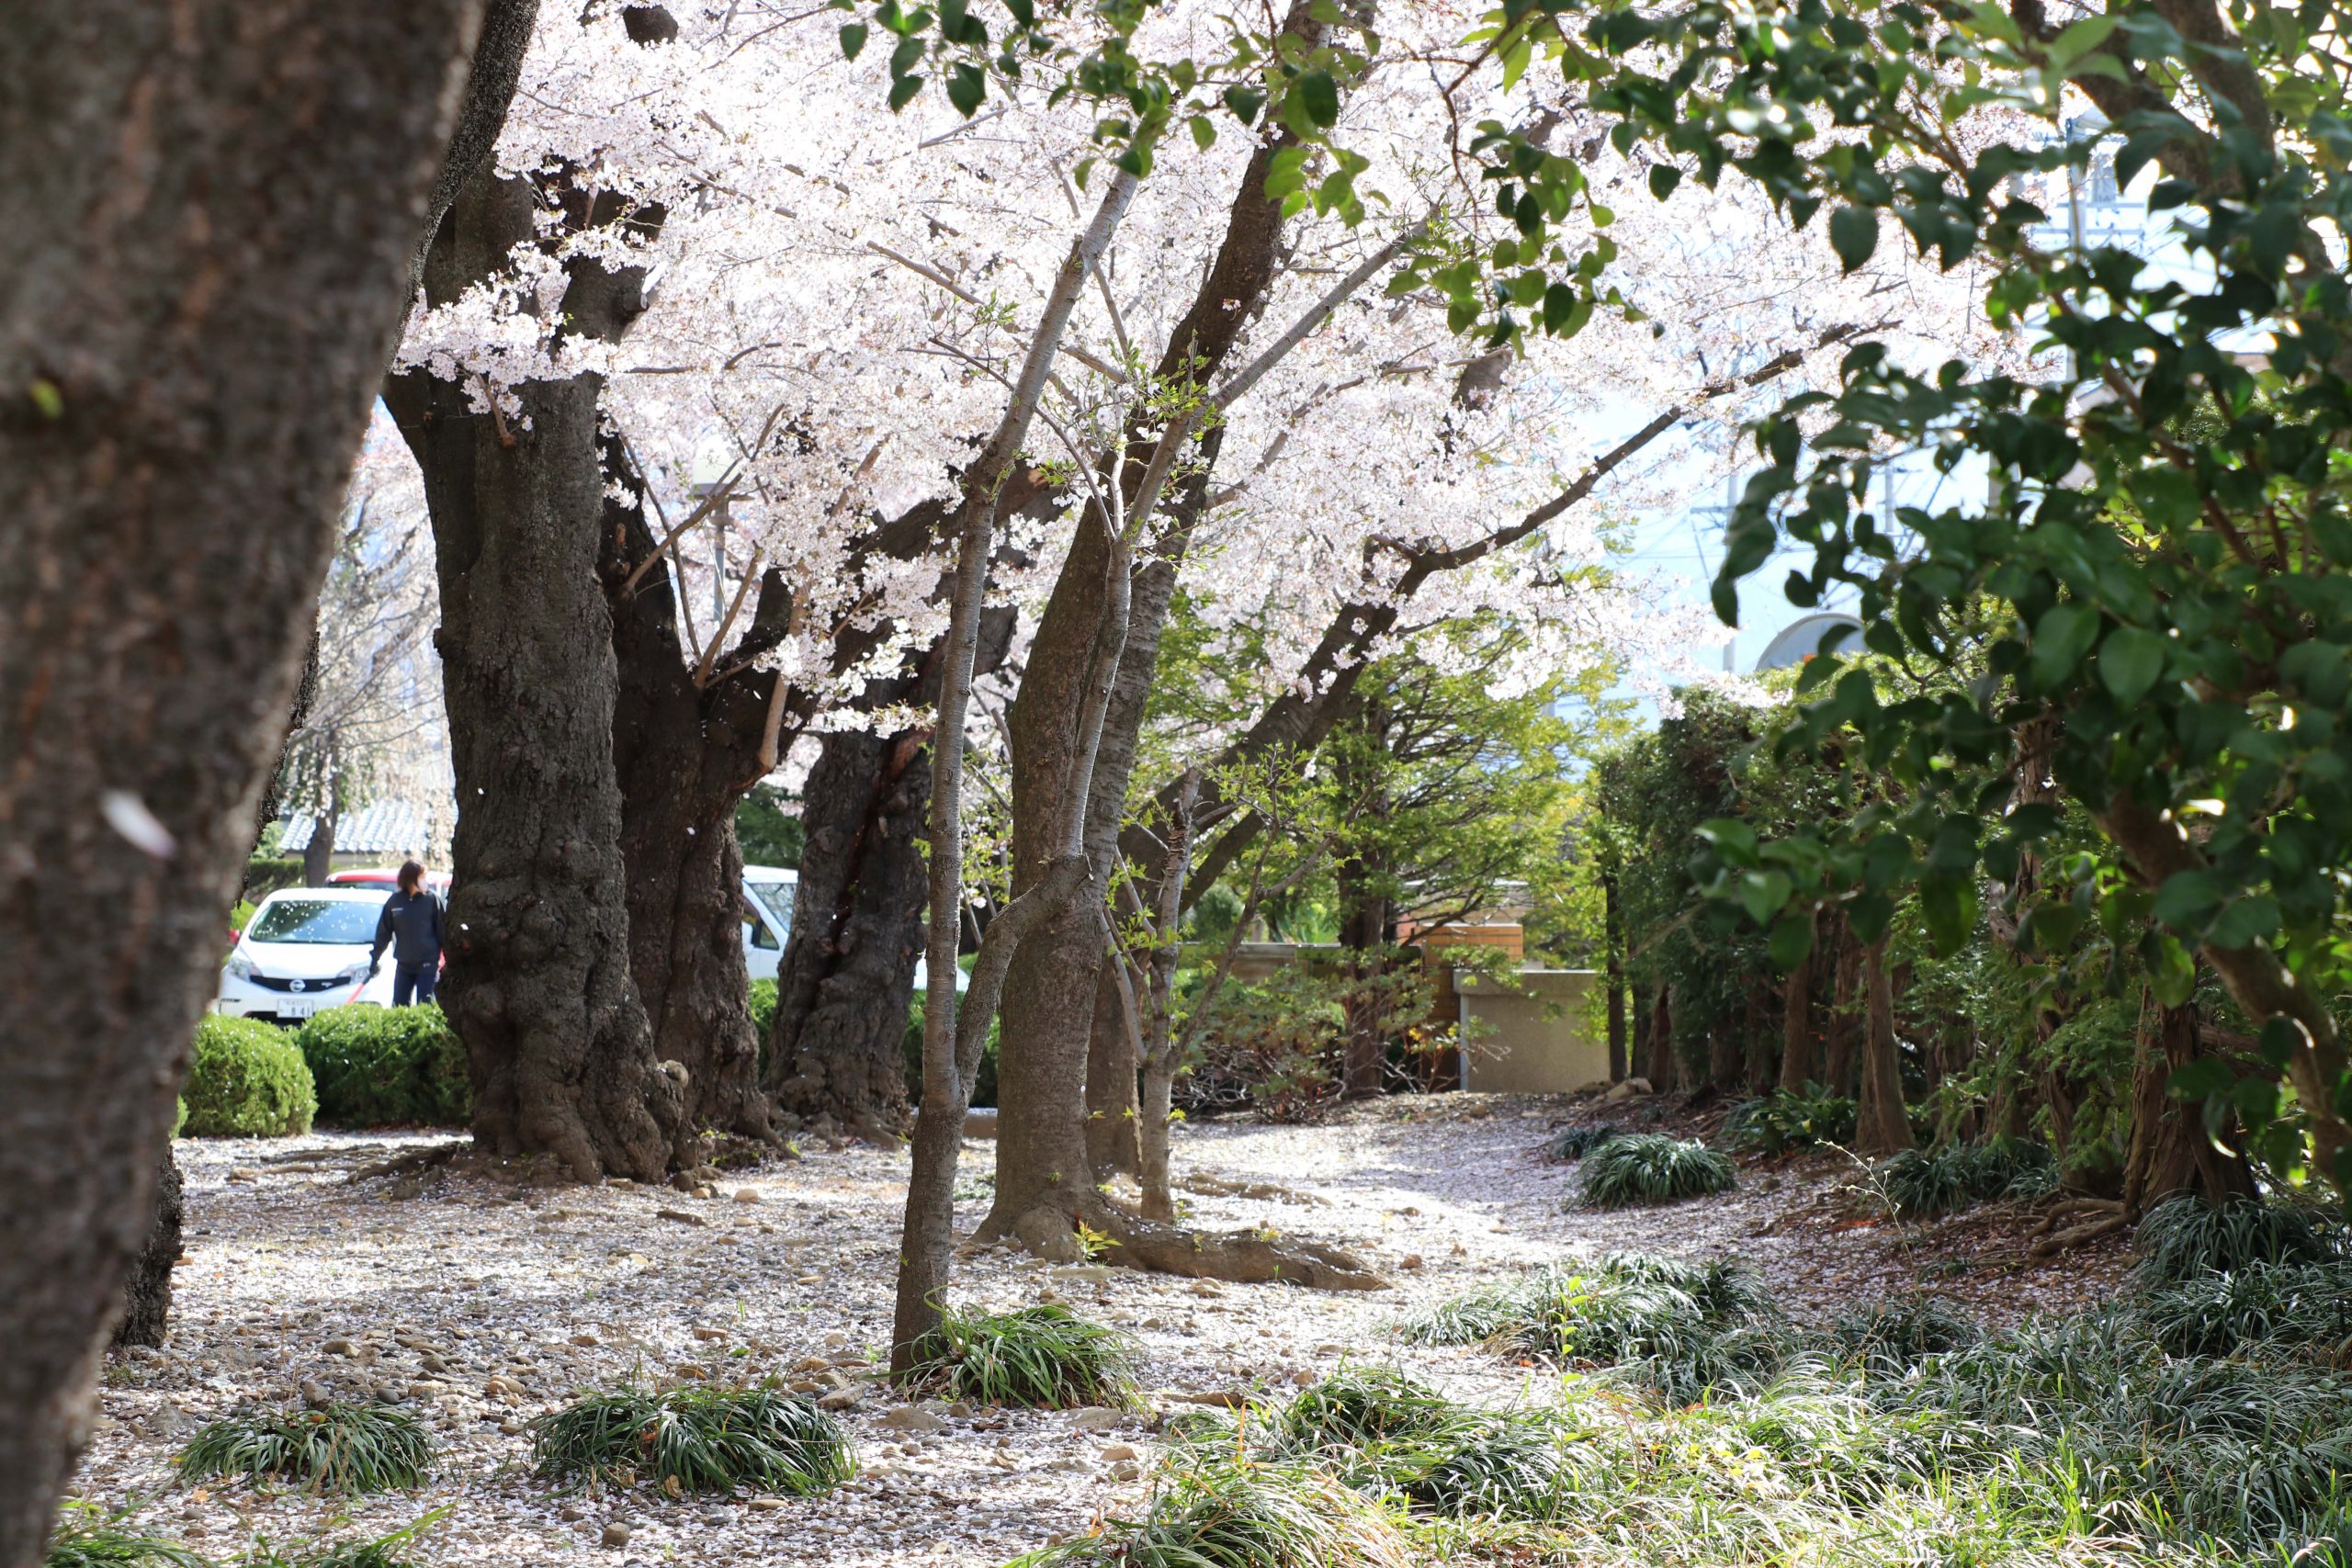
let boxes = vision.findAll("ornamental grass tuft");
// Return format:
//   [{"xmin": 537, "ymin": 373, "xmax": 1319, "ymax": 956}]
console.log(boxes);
[
  {"xmin": 902, "ymin": 1303, "xmax": 1140, "ymax": 1409},
  {"xmin": 1573, "ymin": 1134, "xmax": 1737, "ymax": 1209},
  {"xmin": 531, "ymin": 1384, "xmax": 853, "ymax": 1496},
  {"xmin": 178, "ymin": 1403, "xmax": 431, "ymax": 1494}
]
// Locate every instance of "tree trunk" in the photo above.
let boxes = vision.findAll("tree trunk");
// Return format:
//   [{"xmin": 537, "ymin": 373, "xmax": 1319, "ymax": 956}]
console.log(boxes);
[
  {"xmin": 302, "ymin": 791, "xmax": 338, "ymax": 886},
  {"xmin": 385, "ymin": 164, "xmax": 684, "ymax": 1183},
  {"xmin": 601, "ymin": 437, "xmax": 774, "ymax": 1143},
  {"xmin": 765, "ymin": 729, "xmax": 932, "ymax": 1134},
  {"xmin": 1823, "ymin": 928, "xmax": 1863, "ymax": 1096},
  {"xmin": 2120, "ymin": 987, "xmax": 2256, "ymax": 1218},
  {"xmin": 108, "ymin": 1152, "xmax": 182, "ymax": 1352},
  {"xmin": 1742, "ymin": 979, "xmax": 1776, "ymax": 1093},
  {"xmin": 1778, "ymin": 921, "xmax": 1816, "ymax": 1093},
  {"xmin": 1643, "ymin": 986, "xmax": 1677, "ymax": 1090},
  {"xmin": 1707, "ymin": 1020, "xmax": 1743, "ymax": 1096},
  {"xmin": 0, "ymin": 3, "xmax": 482, "ymax": 1558},
  {"xmin": 1084, "ymin": 961, "xmax": 1142, "ymax": 1178},
  {"xmin": 1854, "ymin": 938, "xmax": 1916, "ymax": 1157},
  {"xmin": 1603, "ymin": 875, "xmax": 1628, "ymax": 1082}
]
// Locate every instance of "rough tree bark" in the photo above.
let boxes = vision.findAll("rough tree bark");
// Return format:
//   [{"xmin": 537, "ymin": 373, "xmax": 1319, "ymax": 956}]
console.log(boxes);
[
  {"xmin": 0, "ymin": 3, "xmax": 484, "ymax": 1558},
  {"xmin": 384, "ymin": 158, "xmax": 686, "ymax": 1182},
  {"xmin": 600, "ymin": 436, "xmax": 777, "ymax": 1143},
  {"xmin": 1083, "ymin": 964, "xmax": 1144, "ymax": 1178},
  {"xmin": 108, "ymin": 1155, "xmax": 182, "ymax": 1353},
  {"xmin": 1822, "ymin": 927, "xmax": 1863, "ymax": 1096},
  {"xmin": 2120, "ymin": 987, "xmax": 2256, "ymax": 1218},
  {"xmin": 1854, "ymin": 938, "xmax": 1917, "ymax": 1157},
  {"xmin": 1643, "ymin": 987, "xmax": 1678, "ymax": 1090}
]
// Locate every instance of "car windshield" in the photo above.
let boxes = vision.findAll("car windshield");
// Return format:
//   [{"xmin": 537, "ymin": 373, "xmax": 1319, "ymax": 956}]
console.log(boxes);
[
  {"xmin": 247, "ymin": 899, "xmax": 378, "ymax": 945},
  {"xmin": 745, "ymin": 879, "xmax": 794, "ymax": 938}
]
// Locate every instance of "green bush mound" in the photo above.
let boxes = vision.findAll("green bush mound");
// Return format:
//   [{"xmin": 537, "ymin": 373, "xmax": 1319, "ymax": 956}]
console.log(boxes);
[
  {"xmin": 1723, "ymin": 1085, "xmax": 1857, "ymax": 1155},
  {"xmin": 295, "ymin": 1006, "xmax": 469, "ymax": 1128},
  {"xmin": 2132, "ymin": 1194, "xmax": 2346, "ymax": 1286},
  {"xmin": 180, "ymin": 1018, "xmax": 316, "ymax": 1139},
  {"xmin": 178, "ymin": 1403, "xmax": 429, "ymax": 1493},
  {"xmin": 1573, "ymin": 1134, "xmax": 1737, "ymax": 1208},
  {"xmin": 1827, "ymin": 1292, "xmax": 1982, "ymax": 1374},
  {"xmin": 1539, "ymin": 1122, "xmax": 1622, "ymax": 1162},
  {"xmin": 2137, "ymin": 1260, "xmax": 2352, "ymax": 1361},
  {"xmin": 44, "ymin": 1513, "xmax": 205, "ymax": 1568},
  {"xmin": 904, "ymin": 1303, "xmax": 1139, "ymax": 1409},
  {"xmin": 1399, "ymin": 1253, "xmax": 1789, "ymax": 1404},
  {"xmin": 1010, "ymin": 1451, "xmax": 1416, "ymax": 1568},
  {"xmin": 1876, "ymin": 1137, "xmax": 2054, "ymax": 1220},
  {"xmin": 531, "ymin": 1384, "xmax": 852, "ymax": 1496}
]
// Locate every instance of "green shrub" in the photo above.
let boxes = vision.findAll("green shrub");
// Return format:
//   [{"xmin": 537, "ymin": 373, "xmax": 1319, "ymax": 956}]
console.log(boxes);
[
  {"xmin": 903, "ymin": 1303, "xmax": 1138, "ymax": 1409},
  {"xmin": 531, "ymin": 1384, "xmax": 853, "ymax": 1496},
  {"xmin": 179, "ymin": 1403, "xmax": 429, "ymax": 1493},
  {"xmin": 181, "ymin": 1018, "xmax": 316, "ymax": 1139},
  {"xmin": 43, "ymin": 1510, "xmax": 205, "ymax": 1568},
  {"xmin": 1574, "ymin": 1134, "xmax": 1736, "ymax": 1208},
  {"xmin": 1540, "ymin": 1122, "xmax": 1622, "ymax": 1162},
  {"xmin": 295, "ymin": 1006, "xmax": 469, "ymax": 1128},
  {"xmin": 749, "ymin": 978, "xmax": 778, "ymax": 1037},
  {"xmin": 1723, "ymin": 1085, "xmax": 1857, "ymax": 1155},
  {"xmin": 1400, "ymin": 1254, "xmax": 1789, "ymax": 1404},
  {"xmin": 1268, "ymin": 1371, "xmax": 1570, "ymax": 1524},
  {"xmin": 2136, "ymin": 1260, "xmax": 2352, "ymax": 1360},
  {"xmin": 1827, "ymin": 1293, "xmax": 1981, "ymax": 1374},
  {"xmin": 2132, "ymin": 1195, "xmax": 2345, "ymax": 1286},
  {"xmin": 1008, "ymin": 1452, "xmax": 1414, "ymax": 1568},
  {"xmin": 1876, "ymin": 1138, "xmax": 2053, "ymax": 1220}
]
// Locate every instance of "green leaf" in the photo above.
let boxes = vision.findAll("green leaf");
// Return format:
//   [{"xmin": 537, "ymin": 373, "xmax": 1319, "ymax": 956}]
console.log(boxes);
[
  {"xmin": 1738, "ymin": 870, "xmax": 1794, "ymax": 926},
  {"xmin": 1189, "ymin": 113, "xmax": 1216, "ymax": 150},
  {"xmin": 944, "ymin": 62, "xmax": 986, "ymax": 117},
  {"xmin": 2151, "ymin": 870, "xmax": 2224, "ymax": 933},
  {"xmin": 1768, "ymin": 912, "xmax": 1817, "ymax": 970},
  {"xmin": 1697, "ymin": 818, "xmax": 1758, "ymax": 867},
  {"xmin": 1919, "ymin": 872, "xmax": 1977, "ymax": 953},
  {"xmin": 1297, "ymin": 69, "xmax": 1340, "ymax": 128},
  {"xmin": 839, "ymin": 21, "xmax": 869, "ymax": 59},
  {"xmin": 1648, "ymin": 164, "xmax": 1682, "ymax": 200},
  {"xmin": 1828, "ymin": 206, "xmax": 1879, "ymax": 271},
  {"xmin": 2030, "ymin": 603, "xmax": 2099, "ymax": 688},
  {"xmin": 2045, "ymin": 12, "xmax": 2122, "ymax": 67},
  {"xmin": 2097, "ymin": 626, "xmax": 2166, "ymax": 705},
  {"xmin": 888, "ymin": 73, "xmax": 925, "ymax": 110},
  {"xmin": 1224, "ymin": 85, "xmax": 1266, "ymax": 125}
]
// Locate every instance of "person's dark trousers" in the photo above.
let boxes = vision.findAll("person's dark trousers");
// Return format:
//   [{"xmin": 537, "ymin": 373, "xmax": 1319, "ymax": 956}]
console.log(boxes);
[{"xmin": 392, "ymin": 962, "xmax": 438, "ymax": 1008}]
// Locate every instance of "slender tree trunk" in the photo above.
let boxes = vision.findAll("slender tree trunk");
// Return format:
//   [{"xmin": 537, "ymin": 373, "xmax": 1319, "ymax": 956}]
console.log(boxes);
[
  {"xmin": 1708, "ymin": 1014, "xmax": 1743, "ymax": 1095},
  {"xmin": 384, "ymin": 161, "xmax": 684, "ymax": 1182},
  {"xmin": 108, "ymin": 1153, "xmax": 181, "ymax": 1352},
  {"xmin": 302, "ymin": 790, "xmax": 339, "ymax": 886},
  {"xmin": 891, "ymin": 173, "xmax": 1141, "ymax": 1368},
  {"xmin": 1742, "ymin": 979, "xmax": 1776, "ymax": 1093},
  {"xmin": 2120, "ymin": 986, "xmax": 2256, "ymax": 1217},
  {"xmin": 1778, "ymin": 919, "xmax": 1816, "ymax": 1093},
  {"xmin": 1643, "ymin": 986, "xmax": 1677, "ymax": 1089},
  {"xmin": 1824, "ymin": 928, "xmax": 1863, "ymax": 1096},
  {"xmin": 601, "ymin": 437, "xmax": 774, "ymax": 1143},
  {"xmin": 0, "ymin": 4, "xmax": 483, "ymax": 1558},
  {"xmin": 1854, "ymin": 938, "xmax": 1916, "ymax": 1157},
  {"xmin": 1084, "ymin": 962, "xmax": 1143, "ymax": 1178},
  {"xmin": 1603, "ymin": 875, "xmax": 1628, "ymax": 1082}
]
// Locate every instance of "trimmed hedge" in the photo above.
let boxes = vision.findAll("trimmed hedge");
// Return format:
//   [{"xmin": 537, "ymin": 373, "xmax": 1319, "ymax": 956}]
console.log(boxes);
[
  {"xmin": 184, "ymin": 1016, "xmax": 316, "ymax": 1138},
  {"xmin": 296, "ymin": 1005, "xmax": 470, "ymax": 1128}
]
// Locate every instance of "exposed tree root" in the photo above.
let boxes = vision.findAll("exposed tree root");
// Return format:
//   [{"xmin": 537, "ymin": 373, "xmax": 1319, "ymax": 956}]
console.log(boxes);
[
  {"xmin": 2028, "ymin": 1196, "xmax": 2121, "ymax": 1238},
  {"xmin": 1008, "ymin": 1198, "xmax": 1386, "ymax": 1290},
  {"xmin": 1176, "ymin": 1172, "xmax": 1329, "ymax": 1207},
  {"xmin": 2030, "ymin": 1212, "xmax": 2129, "ymax": 1258}
]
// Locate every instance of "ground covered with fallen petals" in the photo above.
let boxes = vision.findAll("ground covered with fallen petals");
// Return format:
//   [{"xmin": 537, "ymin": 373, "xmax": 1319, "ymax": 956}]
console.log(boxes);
[{"xmin": 74, "ymin": 1092, "xmax": 2125, "ymax": 1565}]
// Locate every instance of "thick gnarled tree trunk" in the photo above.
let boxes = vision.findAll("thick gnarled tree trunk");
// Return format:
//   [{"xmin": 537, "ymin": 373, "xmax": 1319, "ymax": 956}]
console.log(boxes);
[
  {"xmin": 1854, "ymin": 938, "xmax": 1916, "ymax": 1157},
  {"xmin": 0, "ymin": 3, "xmax": 483, "ymax": 1557},
  {"xmin": 385, "ymin": 164, "xmax": 684, "ymax": 1183}
]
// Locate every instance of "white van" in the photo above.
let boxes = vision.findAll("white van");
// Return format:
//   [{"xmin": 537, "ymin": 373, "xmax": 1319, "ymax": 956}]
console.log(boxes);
[{"xmin": 740, "ymin": 865, "xmax": 797, "ymax": 980}]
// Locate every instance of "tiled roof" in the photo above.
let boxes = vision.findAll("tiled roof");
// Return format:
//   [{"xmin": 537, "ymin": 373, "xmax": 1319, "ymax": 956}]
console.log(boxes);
[{"xmin": 279, "ymin": 801, "xmax": 434, "ymax": 856}]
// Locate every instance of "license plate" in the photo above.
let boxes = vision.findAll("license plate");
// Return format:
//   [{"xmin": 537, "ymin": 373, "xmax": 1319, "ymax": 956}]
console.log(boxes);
[{"xmin": 277, "ymin": 1000, "xmax": 318, "ymax": 1019}]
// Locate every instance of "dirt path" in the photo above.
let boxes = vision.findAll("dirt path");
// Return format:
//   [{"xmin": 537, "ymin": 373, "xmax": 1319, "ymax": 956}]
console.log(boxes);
[{"xmin": 74, "ymin": 1095, "xmax": 2125, "ymax": 1565}]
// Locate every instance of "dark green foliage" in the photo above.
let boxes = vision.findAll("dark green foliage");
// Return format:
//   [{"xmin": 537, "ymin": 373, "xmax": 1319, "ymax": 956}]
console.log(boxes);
[
  {"xmin": 43, "ymin": 1512, "xmax": 205, "ymax": 1568},
  {"xmin": 237, "ymin": 1510, "xmax": 447, "ymax": 1568},
  {"xmin": 1540, "ymin": 1122, "xmax": 1622, "ymax": 1162},
  {"xmin": 734, "ymin": 783, "xmax": 802, "ymax": 868},
  {"xmin": 1723, "ymin": 1085, "xmax": 1856, "ymax": 1155},
  {"xmin": 1828, "ymin": 1293, "xmax": 1981, "ymax": 1374},
  {"xmin": 531, "ymin": 1384, "xmax": 853, "ymax": 1496},
  {"xmin": 2136, "ymin": 1261, "xmax": 2352, "ymax": 1361},
  {"xmin": 2132, "ymin": 1195, "xmax": 2345, "ymax": 1286},
  {"xmin": 178, "ymin": 1403, "xmax": 429, "ymax": 1493},
  {"xmin": 1573, "ymin": 1134, "xmax": 1736, "ymax": 1208},
  {"xmin": 748, "ymin": 978, "xmax": 777, "ymax": 1037},
  {"xmin": 1006, "ymin": 1452, "xmax": 1412, "ymax": 1568},
  {"xmin": 1875, "ymin": 1138, "xmax": 2053, "ymax": 1220},
  {"xmin": 1273, "ymin": 1369, "xmax": 1463, "ymax": 1450},
  {"xmin": 903, "ymin": 1303, "xmax": 1138, "ymax": 1409},
  {"xmin": 181, "ymin": 1017, "xmax": 316, "ymax": 1138},
  {"xmin": 295, "ymin": 1005, "xmax": 469, "ymax": 1127},
  {"xmin": 1399, "ymin": 1253, "xmax": 1788, "ymax": 1404}
]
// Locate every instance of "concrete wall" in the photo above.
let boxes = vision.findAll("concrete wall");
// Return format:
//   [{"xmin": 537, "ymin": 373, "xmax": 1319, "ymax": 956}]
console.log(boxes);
[{"xmin": 1456, "ymin": 970, "xmax": 1609, "ymax": 1094}]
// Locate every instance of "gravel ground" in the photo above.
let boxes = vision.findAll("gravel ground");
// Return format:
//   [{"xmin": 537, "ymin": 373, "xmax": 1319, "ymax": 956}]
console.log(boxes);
[{"xmin": 74, "ymin": 1092, "xmax": 2127, "ymax": 1564}]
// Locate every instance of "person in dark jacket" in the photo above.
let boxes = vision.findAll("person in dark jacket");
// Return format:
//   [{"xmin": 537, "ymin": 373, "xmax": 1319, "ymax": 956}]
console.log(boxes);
[{"xmin": 369, "ymin": 860, "xmax": 445, "ymax": 1007}]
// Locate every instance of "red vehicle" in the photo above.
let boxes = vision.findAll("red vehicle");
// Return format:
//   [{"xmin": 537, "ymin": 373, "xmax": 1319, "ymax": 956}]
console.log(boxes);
[{"xmin": 327, "ymin": 867, "xmax": 454, "ymax": 894}]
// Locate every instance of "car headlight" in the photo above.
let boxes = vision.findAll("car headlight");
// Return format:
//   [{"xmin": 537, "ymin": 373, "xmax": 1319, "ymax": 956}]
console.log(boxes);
[
  {"xmin": 225, "ymin": 954, "xmax": 254, "ymax": 981},
  {"xmin": 340, "ymin": 964, "xmax": 370, "ymax": 984}
]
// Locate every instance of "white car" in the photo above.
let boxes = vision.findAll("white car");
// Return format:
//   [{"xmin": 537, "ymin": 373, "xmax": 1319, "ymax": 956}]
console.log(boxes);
[
  {"xmin": 741, "ymin": 865, "xmax": 797, "ymax": 980},
  {"xmin": 217, "ymin": 887, "xmax": 397, "ymax": 1024}
]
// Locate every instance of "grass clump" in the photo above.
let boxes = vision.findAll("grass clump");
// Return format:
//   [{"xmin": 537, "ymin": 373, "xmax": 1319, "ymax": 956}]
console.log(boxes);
[
  {"xmin": 2132, "ymin": 1194, "xmax": 2344, "ymax": 1286},
  {"xmin": 1540, "ymin": 1122, "xmax": 1622, "ymax": 1162},
  {"xmin": 903, "ymin": 1303, "xmax": 1138, "ymax": 1409},
  {"xmin": 531, "ymin": 1384, "xmax": 852, "ymax": 1496},
  {"xmin": 1008, "ymin": 1452, "xmax": 1414, "ymax": 1568},
  {"xmin": 237, "ymin": 1510, "xmax": 447, "ymax": 1568},
  {"xmin": 1875, "ymin": 1137, "xmax": 2053, "ymax": 1220},
  {"xmin": 1573, "ymin": 1134, "xmax": 1736, "ymax": 1208},
  {"xmin": 1400, "ymin": 1253, "xmax": 1788, "ymax": 1404},
  {"xmin": 44, "ymin": 1512, "xmax": 205, "ymax": 1568},
  {"xmin": 1827, "ymin": 1292, "xmax": 1981, "ymax": 1374},
  {"xmin": 295, "ymin": 1005, "xmax": 469, "ymax": 1128},
  {"xmin": 181, "ymin": 1017, "xmax": 316, "ymax": 1138},
  {"xmin": 178, "ymin": 1403, "xmax": 429, "ymax": 1494},
  {"xmin": 2136, "ymin": 1259, "xmax": 2352, "ymax": 1360},
  {"xmin": 1723, "ymin": 1085, "xmax": 1857, "ymax": 1155}
]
